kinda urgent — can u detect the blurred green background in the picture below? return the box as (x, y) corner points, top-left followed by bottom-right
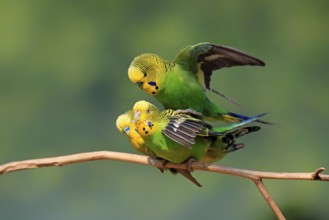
(0, 0), (328, 219)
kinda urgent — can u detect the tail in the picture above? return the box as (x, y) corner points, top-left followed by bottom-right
(223, 126), (261, 153)
(215, 113), (267, 133)
(226, 126), (261, 140)
(210, 88), (241, 107)
(225, 112), (273, 125)
(169, 168), (202, 187)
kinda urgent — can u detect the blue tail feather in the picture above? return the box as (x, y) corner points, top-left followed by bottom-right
(214, 113), (267, 133)
(228, 112), (273, 125)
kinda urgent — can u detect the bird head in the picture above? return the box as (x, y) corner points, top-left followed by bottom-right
(128, 53), (164, 95)
(116, 111), (145, 148)
(132, 100), (159, 122)
(116, 111), (135, 137)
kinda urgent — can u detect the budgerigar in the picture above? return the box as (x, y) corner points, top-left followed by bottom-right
(116, 110), (153, 155)
(133, 100), (263, 166)
(128, 42), (269, 123)
(116, 110), (202, 187)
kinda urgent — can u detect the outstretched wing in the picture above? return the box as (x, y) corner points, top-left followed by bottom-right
(174, 43), (265, 101)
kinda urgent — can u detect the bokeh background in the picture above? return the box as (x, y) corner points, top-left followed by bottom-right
(1, 1), (328, 219)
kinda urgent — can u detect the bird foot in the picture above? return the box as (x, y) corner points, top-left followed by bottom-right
(185, 157), (197, 172)
(156, 158), (169, 173)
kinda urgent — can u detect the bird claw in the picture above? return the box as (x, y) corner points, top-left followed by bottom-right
(185, 157), (197, 172)
(156, 158), (169, 173)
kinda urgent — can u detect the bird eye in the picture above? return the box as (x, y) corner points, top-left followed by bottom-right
(123, 126), (130, 133)
(144, 73), (147, 77)
(146, 109), (151, 114)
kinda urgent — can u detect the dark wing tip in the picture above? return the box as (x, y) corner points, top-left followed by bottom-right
(253, 58), (266, 67)
(210, 44), (266, 67)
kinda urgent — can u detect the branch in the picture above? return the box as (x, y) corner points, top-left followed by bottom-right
(0, 151), (328, 220)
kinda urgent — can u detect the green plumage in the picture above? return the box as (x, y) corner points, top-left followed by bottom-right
(116, 110), (202, 187)
(128, 42), (268, 123)
(133, 100), (262, 164)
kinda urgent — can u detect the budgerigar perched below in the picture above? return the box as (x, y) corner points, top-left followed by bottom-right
(133, 100), (263, 166)
(128, 42), (269, 124)
(116, 110), (153, 155)
(116, 110), (203, 187)
(116, 109), (202, 155)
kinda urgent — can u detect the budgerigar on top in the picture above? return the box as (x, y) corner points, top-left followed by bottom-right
(128, 42), (269, 124)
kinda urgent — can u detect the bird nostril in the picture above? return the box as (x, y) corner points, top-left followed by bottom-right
(134, 111), (141, 120)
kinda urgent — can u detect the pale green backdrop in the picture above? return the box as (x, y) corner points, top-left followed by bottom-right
(0, 1), (328, 219)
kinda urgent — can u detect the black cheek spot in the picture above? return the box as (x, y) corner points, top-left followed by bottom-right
(144, 73), (147, 77)
(155, 86), (159, 90)
(145, 131), (148, 134)
(152, 92), (156, 94)
(143, 127), (145, 131)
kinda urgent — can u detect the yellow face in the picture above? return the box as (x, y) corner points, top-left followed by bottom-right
(136, 119), (157, 137)
(132, 100), (159, 122)
(127, 54), (162, 95)
(116, 111), (145, 148)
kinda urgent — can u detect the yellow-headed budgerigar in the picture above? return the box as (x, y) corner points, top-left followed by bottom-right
(116, 110), (202, 187)
(133, 100), (263, 168)
(128, 42), (269, 124)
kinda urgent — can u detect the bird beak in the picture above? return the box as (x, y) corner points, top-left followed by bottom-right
(136, 82), (143, 88)
(134, 110), (141, 121)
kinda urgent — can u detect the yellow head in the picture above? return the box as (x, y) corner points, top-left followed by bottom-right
(128, 53), (165, 95)
(115, 111), (146, 153)
(135, 118), (158, 137)
(132, 100), (160, 122)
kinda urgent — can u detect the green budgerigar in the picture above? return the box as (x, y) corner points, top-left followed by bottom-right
(116, 109), (202, 155)
(133, 100), (263, 168)
(128, 42), (269, 123)
(116, 110), (203, 187)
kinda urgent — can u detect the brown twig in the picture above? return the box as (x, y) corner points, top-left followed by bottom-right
(254, 179), (285, 220)
(0, 150), (328, 219)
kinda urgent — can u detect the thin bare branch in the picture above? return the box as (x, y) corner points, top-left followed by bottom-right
(1, 151), (328, 181)
(254, 179), (285, 220)
(0, 150), (328, 220)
